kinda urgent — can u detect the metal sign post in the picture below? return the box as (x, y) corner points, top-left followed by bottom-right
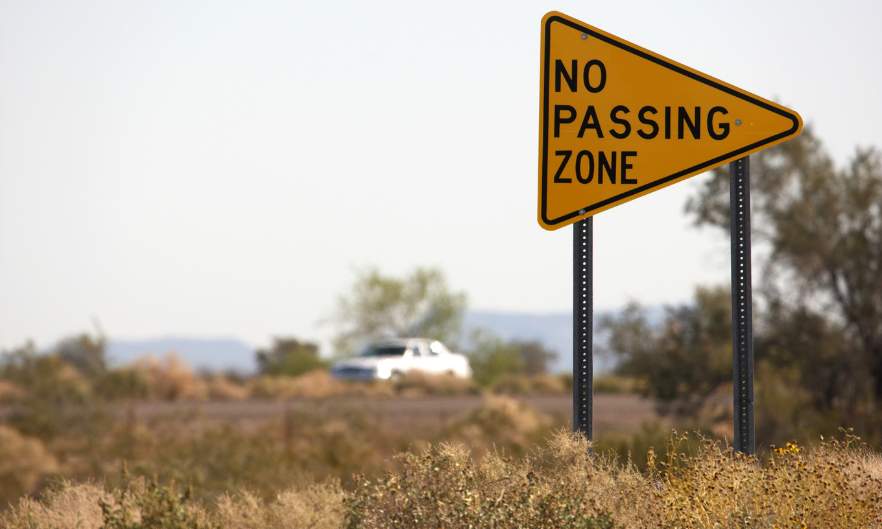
(573, 218), (593, 437)
(730, 157), (755, 454)
(538, 12), (801, 446)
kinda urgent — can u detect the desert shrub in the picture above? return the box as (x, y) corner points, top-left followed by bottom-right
(859, 452), (882, 495)
(751, 361), (844, 445)
(95, 367), (153, 401)
(249, 371), (392, 400)
(592, 374), (643, 394)
(274, 409), (402, 486)
(248, 375), (303, 400)
(349, 432), (882, 529)
(99, 479), (215, 529)
(347, 434), (649, 529)
(24, 396), (553, 503)
(0, 425), (59, 506)
(118, 425), (307, 499)
(487, 373), (532, 394)
(281, 370), (350, 399)
(465, 331), (525, 387)
(2, 480), (345, 529)
(216, 482), (344, 529)
(256, 338), (327, 377)
(657, 435), (882, 529)
(393, 371), (478, 396)
(603, 289), (733, 417)
(594, 423), (699, 472)
(442, 395), (553, 455)
(0, 379), (25, 403)
(1, 350), (95, 438)
(4, 432), (882, 529)
(529, 373), (570, 393)
(102, 407), (402, 499)
(205, 375), (249, 401)
(2, 482), (108, 529)
(130, 354), (208, 401)
(53, 333), (107, 379)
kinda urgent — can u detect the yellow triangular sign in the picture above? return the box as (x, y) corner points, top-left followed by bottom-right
(538, 12), (802, 230)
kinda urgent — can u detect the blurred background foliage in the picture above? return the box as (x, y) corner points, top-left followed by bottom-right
(604, 128), (882, 444)
(256, 338), (327, 377)
(0, 130), (880, 514)
(329, 267), (467, 355)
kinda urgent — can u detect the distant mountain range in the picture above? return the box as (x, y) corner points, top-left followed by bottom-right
(107, 337), (256, 373)
(106, 308), (660, 374)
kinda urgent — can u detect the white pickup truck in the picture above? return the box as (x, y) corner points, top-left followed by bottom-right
(330, 338), (472, 381)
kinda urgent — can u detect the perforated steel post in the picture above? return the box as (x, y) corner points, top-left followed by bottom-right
(730, 157), (755, 454)
(573, 218), (593, 438)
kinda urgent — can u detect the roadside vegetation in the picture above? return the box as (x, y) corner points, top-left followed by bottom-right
(602, 129), (882, 446)
(3, 432), (880, 529)
(2, 131), (881, 524)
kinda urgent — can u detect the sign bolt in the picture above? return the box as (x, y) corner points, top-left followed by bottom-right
(735, 118), (743, 126)
(580, 33), (588, 40)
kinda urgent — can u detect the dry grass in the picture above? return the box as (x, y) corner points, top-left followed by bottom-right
(1, 353), (586, 404)
(216, 482), (344, 529)
(0, 380), (25, 403)
(490, 373), (570, 395)
(249, 371), (480, 400)
(4, 433), (880, 529)
(393, 371), (479, 396)
(443, 395), (553, 456)
(249, 371), (394, 399)
(592, 374), (645, 395)
(2, 394), (557, 504)
(131, 354), (209, 401)
(0, 425), (59, 506)
(658, 436), (882, 528)
(2, 482), (108, 529)
(349, 434), (648, 529)
(205, 375), (250, 401)
(349, 433), (882, 529)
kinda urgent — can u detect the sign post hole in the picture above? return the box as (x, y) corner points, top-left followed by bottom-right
(730, 157), (755, 454)
(573, 218), (593, 438)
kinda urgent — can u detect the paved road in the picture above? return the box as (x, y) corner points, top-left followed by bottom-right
(125, 394), (658, 433)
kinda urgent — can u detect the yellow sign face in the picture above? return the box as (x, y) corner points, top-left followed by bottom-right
(538, 12), (802, 230)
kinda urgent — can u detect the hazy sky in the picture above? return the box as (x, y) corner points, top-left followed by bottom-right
(2, 0), (880, 352)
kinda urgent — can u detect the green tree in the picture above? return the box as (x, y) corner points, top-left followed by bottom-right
(0, 342), (96, 438)
(465, 331), (557, 386)
(256, 338), (326, 376)
(517, 340), (557, 375)
(602, 286), (732, 416)
(686, 128), (882, 425)
(466, 330), (525, 387)
(331, 267), (467, 355)
(54, 332), (106, 378)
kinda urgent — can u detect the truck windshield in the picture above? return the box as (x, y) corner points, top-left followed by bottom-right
(360, 345), (407, 357)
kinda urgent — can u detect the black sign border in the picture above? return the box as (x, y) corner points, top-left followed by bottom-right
(540, 15), (801, 227)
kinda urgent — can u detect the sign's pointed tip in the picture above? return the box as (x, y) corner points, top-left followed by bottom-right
(787, 108), (804, 138)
